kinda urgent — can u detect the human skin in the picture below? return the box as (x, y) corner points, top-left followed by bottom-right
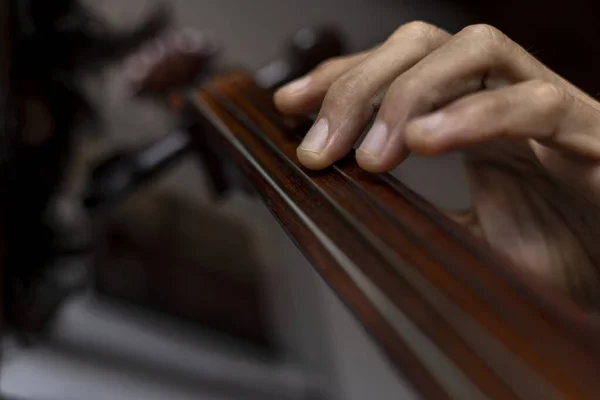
(273, 22), (600, 311)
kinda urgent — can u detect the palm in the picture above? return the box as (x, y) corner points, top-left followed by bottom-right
(450, 141), (600, 311)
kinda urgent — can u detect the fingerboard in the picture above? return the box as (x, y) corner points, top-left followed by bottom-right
(185, 71), (600, 399)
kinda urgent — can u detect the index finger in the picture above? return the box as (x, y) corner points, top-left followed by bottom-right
(273, 51), (370, 115)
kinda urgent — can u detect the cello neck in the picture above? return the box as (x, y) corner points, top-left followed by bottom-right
(183, 70), (600, 399)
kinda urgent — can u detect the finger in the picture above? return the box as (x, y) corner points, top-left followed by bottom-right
(530, 143), (600, 204)
(356, 24), (556, 172)
(403, 80), (600, 159)
(463, 162), (568, 287)
(273, 51), (370, 115)
(445, 209), (484, 239)
(295, 21), (451, 170)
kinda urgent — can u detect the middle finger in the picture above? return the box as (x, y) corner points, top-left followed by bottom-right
(296, 21), (451, 170)
(357, 24), (558, 172)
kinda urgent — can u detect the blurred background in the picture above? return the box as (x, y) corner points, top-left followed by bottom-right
(0, 0), (490, 399)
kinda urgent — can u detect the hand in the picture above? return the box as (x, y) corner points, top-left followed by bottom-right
(273, 22), (600, 311)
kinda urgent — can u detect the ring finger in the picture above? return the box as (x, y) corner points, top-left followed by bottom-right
(356, 24), (561, 172)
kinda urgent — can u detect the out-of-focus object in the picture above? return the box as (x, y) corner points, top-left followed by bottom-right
(84, 25), (346, 209)
(93, 189), (272, 348)
(85, 25), (346, 351)
(2, 0), (170, 341)
(255, 26), (345, 89)
(126, 27), (219, 96)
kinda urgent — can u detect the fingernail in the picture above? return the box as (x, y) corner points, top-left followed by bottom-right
(359, 121), (389, 156)
(281, 76), (311, 94)
(299, 118), (329, 153)
(410, 112), (447, 134)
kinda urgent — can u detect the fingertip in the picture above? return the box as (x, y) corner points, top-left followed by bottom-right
(273, 90), (299, 115)
(404, 116), (447, 156)
(275, 94), (326, 117)
(355, 149), (386, 172)
(296, 147), (333, 170)
(295, 118), (334, 169)
(355, 148), (408, 172)
(273, 76), (316, 115)
(281, 76), (312, 94)
(355, 121), (399, 172)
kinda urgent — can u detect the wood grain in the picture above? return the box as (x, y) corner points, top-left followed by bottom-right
(181, 71), (600, 399)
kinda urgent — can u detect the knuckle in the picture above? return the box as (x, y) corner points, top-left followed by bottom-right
(391, 20), (439, 41)
(530, 80), (567, 110)
(459, 24), (510, 57)
(460, 23), (504, 43)
(325, 74), (365, 108)
(393, 77), (421, 97)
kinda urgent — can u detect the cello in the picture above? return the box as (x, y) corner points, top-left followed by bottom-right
(82, 22), (600, 400)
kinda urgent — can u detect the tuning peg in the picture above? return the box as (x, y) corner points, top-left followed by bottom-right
(255, 26), (346, 90)
(126, 27), (220, 96)
(87, 26), (346, 212)
(288, 26), (345, 75)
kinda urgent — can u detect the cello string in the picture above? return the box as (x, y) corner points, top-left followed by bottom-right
(233, 74), (600, 385)
(190, 81), (491, 400)
(226, 77), (561, 399)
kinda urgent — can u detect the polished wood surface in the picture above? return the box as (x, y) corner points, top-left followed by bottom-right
(178, 71), (600, 399)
